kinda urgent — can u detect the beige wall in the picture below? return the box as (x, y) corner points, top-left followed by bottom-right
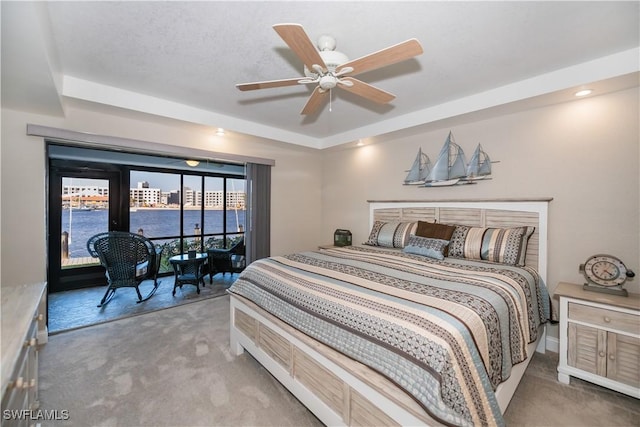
(0, 105), (323, 288)
(321, 88), (640, 309)
(2, 87), (638, 344)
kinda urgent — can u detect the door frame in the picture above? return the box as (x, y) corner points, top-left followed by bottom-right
(47, 159), (129, 292)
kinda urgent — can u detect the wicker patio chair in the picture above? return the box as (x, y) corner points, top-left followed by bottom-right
(207, 238), (245, 283)
(87, 231), (162, 307)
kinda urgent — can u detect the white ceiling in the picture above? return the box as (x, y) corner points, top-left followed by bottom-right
(2, 1), (639, 149)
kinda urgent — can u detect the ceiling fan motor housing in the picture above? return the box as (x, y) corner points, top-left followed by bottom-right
(304, 50), (349, 78)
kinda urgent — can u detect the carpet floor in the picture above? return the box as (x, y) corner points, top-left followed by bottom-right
(47, 273), (239, 333)
(38, 296), (640, 426)
(39, 295), (321, 427)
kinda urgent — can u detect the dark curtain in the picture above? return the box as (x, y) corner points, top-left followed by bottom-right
(245, 162), (271, 264)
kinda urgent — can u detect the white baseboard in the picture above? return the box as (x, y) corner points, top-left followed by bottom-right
(545, 336), (559, 353)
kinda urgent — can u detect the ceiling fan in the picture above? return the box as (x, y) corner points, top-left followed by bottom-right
(236, 24), (423, 115)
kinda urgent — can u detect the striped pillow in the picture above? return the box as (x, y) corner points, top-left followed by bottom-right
(448, 225), (469, 259)
(481, 226), (535, 266)
(449, 225), (535, 266)
(365, 221), (417, 248)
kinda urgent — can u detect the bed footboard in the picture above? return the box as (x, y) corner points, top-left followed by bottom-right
(229, 294), (442, 427)
(230, 293), (545, 424)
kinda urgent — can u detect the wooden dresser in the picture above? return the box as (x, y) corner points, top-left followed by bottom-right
(1, 283), (48, 425)
(555, 282), (639, 398)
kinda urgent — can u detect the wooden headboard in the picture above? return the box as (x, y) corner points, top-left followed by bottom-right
(369, 199), (552, 284)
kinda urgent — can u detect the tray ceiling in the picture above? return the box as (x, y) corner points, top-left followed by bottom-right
(2, 1), (639, 149)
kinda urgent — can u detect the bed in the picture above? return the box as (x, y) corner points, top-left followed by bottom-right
(228, 199), (552, 426)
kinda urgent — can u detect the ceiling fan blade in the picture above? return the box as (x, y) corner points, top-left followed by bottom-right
(236, 77), (303, 91)
(338, 77), (395, 104)
(273, 24), (327, 72)
(336, 39), (423, 76)
(300, 86), (329, 115)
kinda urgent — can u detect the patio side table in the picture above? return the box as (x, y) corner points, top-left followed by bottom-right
(169, 253), (208, 296)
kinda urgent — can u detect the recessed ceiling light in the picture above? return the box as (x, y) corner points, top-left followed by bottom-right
(356, 140), (364, 146)
(575, 89), (593, 97)
(216, 128), (225, 136)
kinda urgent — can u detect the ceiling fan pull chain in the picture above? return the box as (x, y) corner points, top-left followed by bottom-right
(329, 89), (333, 112)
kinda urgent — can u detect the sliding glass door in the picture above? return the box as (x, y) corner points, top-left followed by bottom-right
(48, 161), (125, 292)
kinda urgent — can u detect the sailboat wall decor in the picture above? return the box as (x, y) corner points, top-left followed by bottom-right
(403, 148), (432, 185)
(402, 131), (497, 187)
(459, 143), (493, 183)
(423, 131), (468, 187)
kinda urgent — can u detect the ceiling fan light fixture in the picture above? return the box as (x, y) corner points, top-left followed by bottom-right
(319, 75), (338, 90)
(185, 160), (200, 167)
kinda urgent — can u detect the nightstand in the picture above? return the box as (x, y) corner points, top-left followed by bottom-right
(555, 282), (640, 398)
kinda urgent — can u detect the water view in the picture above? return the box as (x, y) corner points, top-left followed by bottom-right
(62, 209), (246, 258)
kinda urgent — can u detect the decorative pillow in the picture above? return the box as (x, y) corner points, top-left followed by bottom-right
(449, 226), (487, 260)
(415, 221), (456, 255)
(403, 235), (449, 260)
(365, 221), (417, 248)
(449, 225), (535, 266)
(481, 226), (535, 266)
(448, 225), (469, 259)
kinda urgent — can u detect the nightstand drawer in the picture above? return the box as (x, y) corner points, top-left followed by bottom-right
(569, 302), (639, 335)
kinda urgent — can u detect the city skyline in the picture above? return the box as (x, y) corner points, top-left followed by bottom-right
(63, 172), (246, 209)
(63, 171), (246, 193)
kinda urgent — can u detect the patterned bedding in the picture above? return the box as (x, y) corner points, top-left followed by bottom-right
(228, 245), (550, 427)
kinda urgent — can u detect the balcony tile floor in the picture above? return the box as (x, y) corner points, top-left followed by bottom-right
(48, 273), (239, 334)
